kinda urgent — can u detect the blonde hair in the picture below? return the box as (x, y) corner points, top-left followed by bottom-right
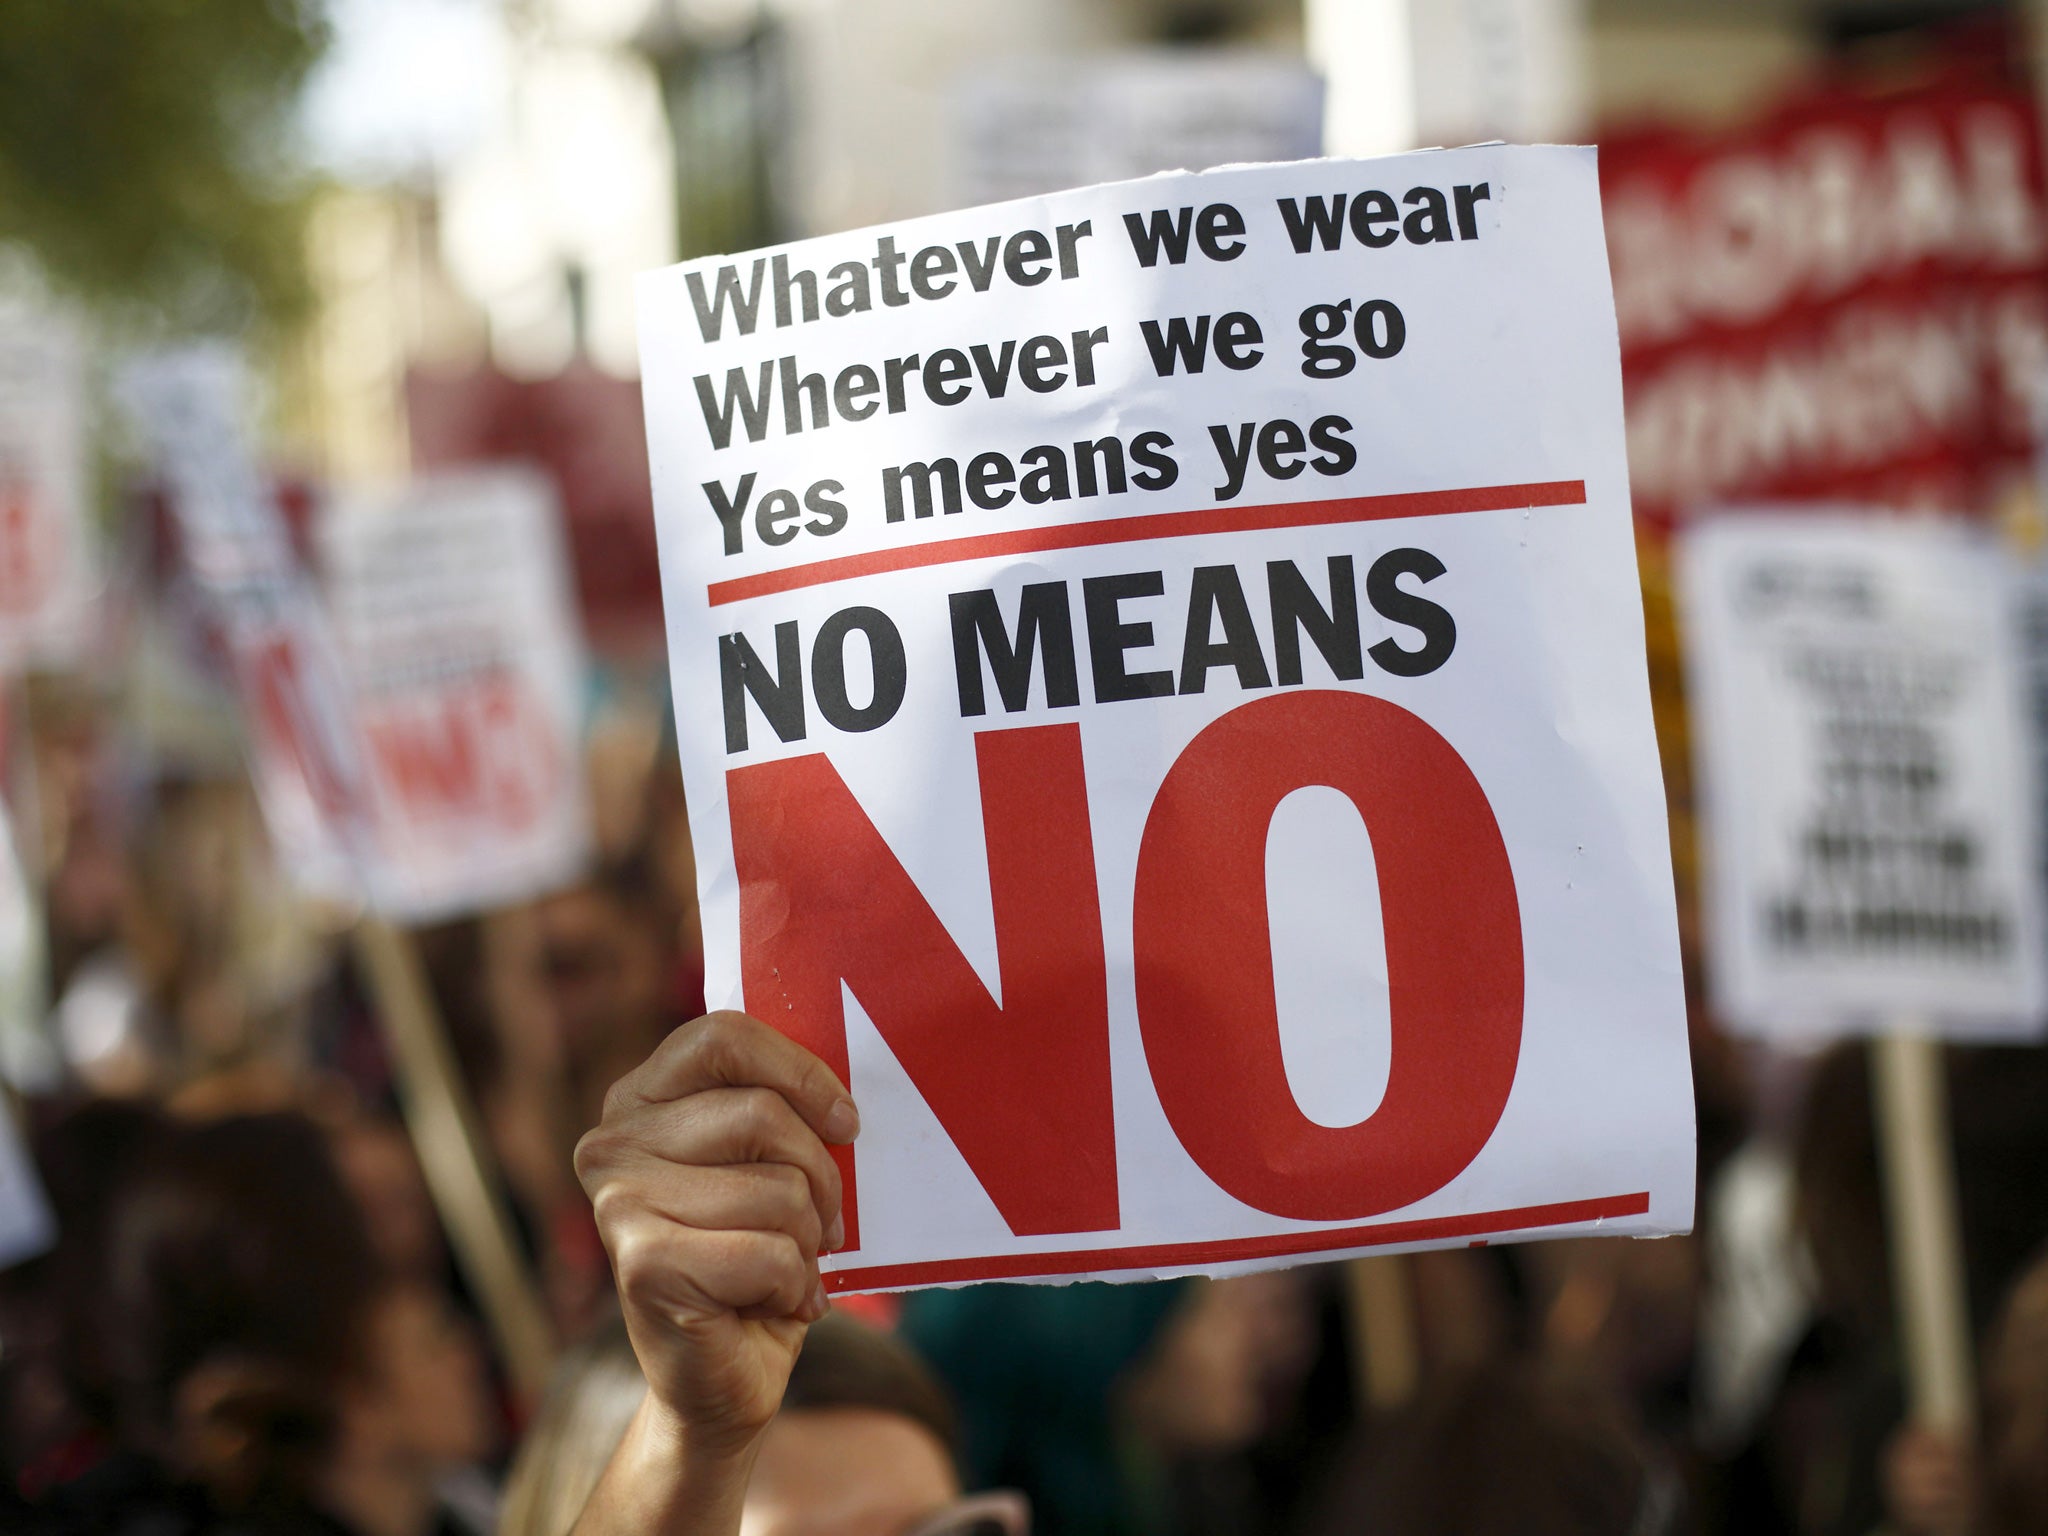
(498, 1321), (647, 1536)
(497, 1311), (956, 1535)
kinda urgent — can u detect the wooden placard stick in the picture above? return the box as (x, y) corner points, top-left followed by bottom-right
(1344, 1253), (1420, 1412)
(352, 913), (554, 1404)
(1871, 1029), (1975, 1435)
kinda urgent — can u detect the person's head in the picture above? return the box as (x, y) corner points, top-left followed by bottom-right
(1120, 1271), (1318, 1454)
(34, 1099), (173, 1435)
(328, 1279), (495, 1477)
(329, 1113), (443, 1285)
(1305, 1356), (1671, 1536)
(750, 1312), (966, 1536)
(501, 1313), (1023, 1536)
(96, 1111), (382, 1511)
(1982, 1247), (2048, 1536)
(530, 855), (673, 1075)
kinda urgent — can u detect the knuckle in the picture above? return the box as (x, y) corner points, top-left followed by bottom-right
(733, 1085), (789, 1144)
(585, 1178), (640, 1242)
(765, 1166), (819, 1238)
(607, 1219), (668, 1296)
(766, 1160), (810, 1210)
(704, 1227), (794, 1309)
(761, 1233), (809, 1309)
(798, 1051), (840, 1103)
(600, 1076), (635, 1124)
(693, 1011), (750, 1074)
(572, 1126), (617, 1189)
(618, 1255), (673, 1315)
(815, 1155), (843, 1217)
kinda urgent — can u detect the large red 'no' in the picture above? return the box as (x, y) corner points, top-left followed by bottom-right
(728, 691), (1524, 1250)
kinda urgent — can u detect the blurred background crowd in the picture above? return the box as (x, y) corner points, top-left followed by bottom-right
(1, 1), (2048, 1534)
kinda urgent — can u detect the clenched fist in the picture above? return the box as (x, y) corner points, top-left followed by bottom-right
(572, 1011), (859, 1532)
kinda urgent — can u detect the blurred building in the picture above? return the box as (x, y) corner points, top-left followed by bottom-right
(285, 0), (2048, 656)
(304, 0), (2020, 406)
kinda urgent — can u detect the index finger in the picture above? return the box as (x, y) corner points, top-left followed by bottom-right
(613, 1011), (860, 1145)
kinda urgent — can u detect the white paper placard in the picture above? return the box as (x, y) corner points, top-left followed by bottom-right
(0, 788), (54, 1092)
(1680, 512), (2047, 1041)
(120, 346), (366, 902)
(0, 312), (101, 669)
(320, 468), (593, 921)
(637, 145), (1694, 1290)
(0, 1089), (52, 1271)
(950, 52), (1324, 209)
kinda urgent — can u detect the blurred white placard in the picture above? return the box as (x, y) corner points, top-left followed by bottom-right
(0, 313), (101, 668)
(0, 1090), (51, 1269)
(0, 791), (53, 1092)
(950, 51), (1323, 209)
(120, 346), (366, 902)
(1681, 514), (2047, 1040)
(1309, 0), (1585, 159)
(321, 468), (593, 921)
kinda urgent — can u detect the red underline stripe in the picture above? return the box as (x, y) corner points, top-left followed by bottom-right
(706, 478), (1587, 607)
(822, 1189), (1650, 1293)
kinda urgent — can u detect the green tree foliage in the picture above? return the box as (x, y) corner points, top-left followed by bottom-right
(0, 0), (331, 328)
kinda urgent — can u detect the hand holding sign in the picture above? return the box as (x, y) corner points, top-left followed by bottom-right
(574, 1012), (857, 1455)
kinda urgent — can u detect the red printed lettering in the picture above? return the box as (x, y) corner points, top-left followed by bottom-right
(728, 722), (1116, 1250)
(1132, 690), (1523, 1220)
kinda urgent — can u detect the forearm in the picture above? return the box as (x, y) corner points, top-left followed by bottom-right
(573, 1395), (762, 1536)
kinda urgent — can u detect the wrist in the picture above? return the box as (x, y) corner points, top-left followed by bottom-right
(634, 1392), (767, 1475)
(576, 1395), (764, 1536)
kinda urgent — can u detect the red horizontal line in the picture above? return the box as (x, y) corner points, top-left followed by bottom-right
(822, 1189), (1649, 1294)
(707, 478), (1587, 606)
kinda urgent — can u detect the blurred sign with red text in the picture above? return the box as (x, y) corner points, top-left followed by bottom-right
(0, 312), (101, 668)
(1603, 73), (2048, 530)
(122, 346), (368, 900)
(123, 350), (592, 919)
(321, 468), (592, 921)
(407, 363), (663, 657)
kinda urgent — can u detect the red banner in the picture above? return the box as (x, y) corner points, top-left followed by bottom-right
(1601, 71), (2048, 529)
(406, 362), (663, 654)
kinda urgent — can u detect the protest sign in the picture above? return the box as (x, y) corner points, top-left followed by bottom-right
(0, 312), (101, 668)
(638, 144), (1695, 1291)
(1679, 513), (2047, 1040)
(120, 347), (367, 901)
(321, 468), (592, 922)
(406, 363), (664, 655)
(950, 52), (1323, 209)
(122, 356), (594, 920)
(2018, 555), (2048, 923)
(1603, 76), (2048, 532)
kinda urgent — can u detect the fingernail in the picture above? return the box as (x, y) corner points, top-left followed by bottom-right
(804, 1278), (830, 1321)
(823, 1097), (861, 1144)
(825, 1213), (846, 1252)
